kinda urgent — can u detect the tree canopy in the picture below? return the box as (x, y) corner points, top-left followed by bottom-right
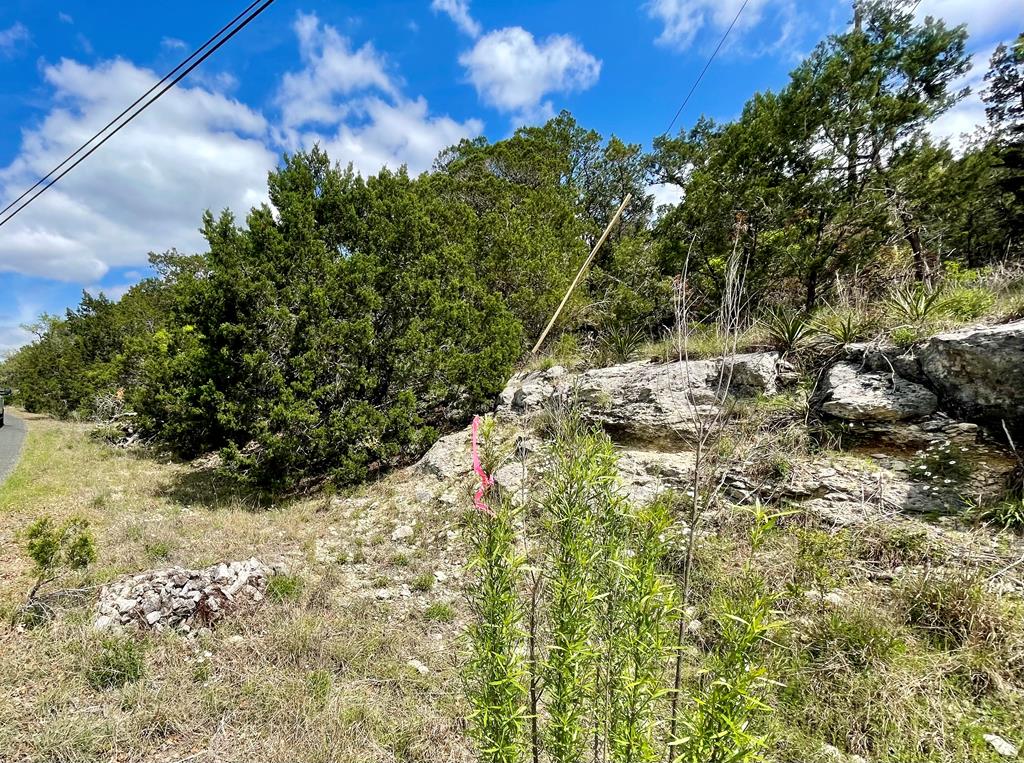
(4, 2), (1020, 490)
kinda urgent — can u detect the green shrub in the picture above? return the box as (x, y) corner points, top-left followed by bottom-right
(265, 574), (304, 602)
(130, 149), (527, 490)
(411, 572), (436, 592)
(22, 516), (96, 611)
(143, 540), (172, 561)
(805, 607), (905, 671)
(424, 602), (455, 622)
(794, 529), (850, 592)
(674, 591), (778, 763)
(86, 635), (146, 689)
(889, 325), (919, 347)
(466, 406), (678, 763)
(942, 286), (996, 322)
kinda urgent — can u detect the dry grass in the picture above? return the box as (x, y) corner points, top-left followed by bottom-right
(3, 407), (1024, 762)
(0, 412), (471, 763)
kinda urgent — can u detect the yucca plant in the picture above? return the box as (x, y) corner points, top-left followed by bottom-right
(761, 309), (816, 353)
(599, 326), (647, 364)
(885, 285), (948, 326)
(814, 308), (874, 346)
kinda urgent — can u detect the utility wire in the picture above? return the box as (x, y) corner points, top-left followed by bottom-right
(0, 0), (276, 230)
(0, 0), (265, 222)
(663, 0), (751, 137)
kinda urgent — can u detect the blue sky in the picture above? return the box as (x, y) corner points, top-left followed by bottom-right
(0, 0), (1019, 353)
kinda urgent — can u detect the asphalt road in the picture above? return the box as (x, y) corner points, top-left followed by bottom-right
(0, 409), (26, 484)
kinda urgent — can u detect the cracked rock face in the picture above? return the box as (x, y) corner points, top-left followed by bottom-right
(917, 319), (1024, 429)
(818, 362), (938, 422)
(94, 558), (274, 633)
(498, 353), (784, 443)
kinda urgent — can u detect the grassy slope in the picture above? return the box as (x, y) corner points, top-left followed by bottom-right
(1, 412), (1022, 762)
(0, 413), (470, 763)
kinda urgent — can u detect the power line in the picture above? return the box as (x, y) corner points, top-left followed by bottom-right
(663, 0), (752, 136)
(0, 0), (266, 223)
(0, 0), (276, 230)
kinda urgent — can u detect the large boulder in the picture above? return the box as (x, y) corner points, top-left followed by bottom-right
(498, 353), (783, 444)
(417, 425), (474, 481)
(818, 362), (937, 422)
(917, 320), (1024, 430)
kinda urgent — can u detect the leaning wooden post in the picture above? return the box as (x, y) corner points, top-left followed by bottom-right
(531, 193), (632, 355)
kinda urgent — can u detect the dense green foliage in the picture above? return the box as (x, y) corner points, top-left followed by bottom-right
(466, 408), (678, 763)
(3, 3), (1020, 489)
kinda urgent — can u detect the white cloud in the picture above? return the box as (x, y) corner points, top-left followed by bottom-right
(161, 37), (187, 51)
(0, 297), (42, 357)
(0, 11), (484, 299)
(276, 14), (481, 176)
(0, 22), (30, 57)
(85, 282), (133, 301)
(0, 58), (275, 282)
(459, 26), (601, 122)
(917, 0), (1024, 41)
(58, 12), (74, 25)
(648, 182), (684, 210)
(276, 12), (396, 129)
(431, 0), (481, 38)
(305, 96), (483, 176)
(646, 0), (772, 50)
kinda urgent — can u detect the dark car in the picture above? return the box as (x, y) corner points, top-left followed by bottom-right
(0, 388), (9, 428)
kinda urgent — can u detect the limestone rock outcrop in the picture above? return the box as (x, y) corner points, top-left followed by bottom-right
(817, 362), (938, 422)
(917, 320), (1024, 430)
(498, 353), (784, 443)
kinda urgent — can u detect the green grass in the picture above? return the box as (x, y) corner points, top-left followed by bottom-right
(411, 572), (435, 592)
(977, 496), (1024, 533)
(0, 422), (72, 510)
(265, 574), (304, 602)
(0, 414), (470, 762)
(424, 602), (455, 622)
(84, 635), (146, 689)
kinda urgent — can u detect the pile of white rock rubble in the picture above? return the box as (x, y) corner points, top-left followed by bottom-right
(94, 558), (274, 633)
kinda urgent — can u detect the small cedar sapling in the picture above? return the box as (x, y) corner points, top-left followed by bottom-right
(19, 516), (96, 620)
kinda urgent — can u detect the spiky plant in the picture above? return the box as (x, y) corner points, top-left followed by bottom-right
(814, 309), (874, 346)
(885, 285), (948, 326)
(761, 309), (817, 353)
(599, 326), (647, 364)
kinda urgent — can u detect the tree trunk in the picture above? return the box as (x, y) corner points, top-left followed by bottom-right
(903, 215), (932, 284)
(805, 267), (819, 311)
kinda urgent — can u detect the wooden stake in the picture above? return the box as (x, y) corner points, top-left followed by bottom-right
(531, 193), (632, 355)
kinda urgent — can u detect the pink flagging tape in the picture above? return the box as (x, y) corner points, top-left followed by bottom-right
(470, 416), (495, 516)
